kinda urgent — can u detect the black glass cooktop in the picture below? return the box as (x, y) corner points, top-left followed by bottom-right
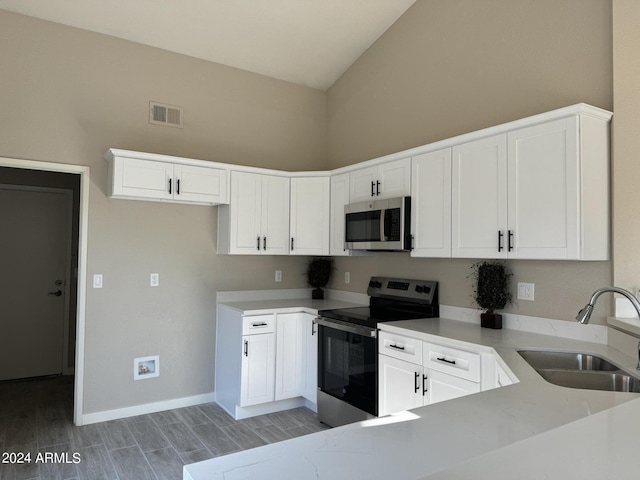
(318, 304), (438, 329)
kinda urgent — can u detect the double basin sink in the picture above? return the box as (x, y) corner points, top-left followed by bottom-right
(518, 350), (640, 393)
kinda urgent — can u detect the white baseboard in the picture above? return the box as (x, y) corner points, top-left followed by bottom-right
(78, 392), (216, 426)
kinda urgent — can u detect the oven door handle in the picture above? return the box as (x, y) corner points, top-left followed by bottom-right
(315, 317), (377, 338)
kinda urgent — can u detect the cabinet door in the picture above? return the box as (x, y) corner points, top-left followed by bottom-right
(378, 158), (411, 199)
(452, 134), (508, 258)
(427, 370), (480, 405)
(261, 175), (290, 255)
(303, 314), (318, 403)
(378, 355), (426, 417)
(349, 166), (378, 203)
(275, 313), (306, 401)
(228, 172), (262, 255)
(112, 157), (174, 201)
(411, 149), (452, 257)
(507, 117), (579, 259)
(240, 333), (275, 406)
(330, 173), (350, 256)
(173, 164), (227, 204)
(289, 177), (330, 255)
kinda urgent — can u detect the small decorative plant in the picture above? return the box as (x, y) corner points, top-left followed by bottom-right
(469, 260), (512, 329)
(306, 257), (334, 300)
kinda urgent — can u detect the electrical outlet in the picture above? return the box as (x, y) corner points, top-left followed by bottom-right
(93, 274), (103, 289)
(517, 282), (535, 301)
(275, 270), (282, 282)
(150, 273), (159, 287)
(345, 272), (351, 284)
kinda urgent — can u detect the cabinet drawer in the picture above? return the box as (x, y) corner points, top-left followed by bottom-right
(379, 331), (422, 365)
(242, 315), (275, 335)
(424, 342), (481, 382)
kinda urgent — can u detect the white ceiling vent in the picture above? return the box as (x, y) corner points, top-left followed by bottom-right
(149, 101), (184, 128)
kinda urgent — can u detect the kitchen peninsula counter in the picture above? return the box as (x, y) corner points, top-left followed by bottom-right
(186, 317), (640, 480)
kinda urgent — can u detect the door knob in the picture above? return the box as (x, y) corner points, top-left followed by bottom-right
(48, 290), (62, 297)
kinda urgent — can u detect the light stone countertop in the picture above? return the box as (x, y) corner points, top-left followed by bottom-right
(216, 298), (364, 316)
(185, 316), (640, 480)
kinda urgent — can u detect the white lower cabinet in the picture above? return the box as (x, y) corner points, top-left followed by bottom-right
(379, 355), (427, 415)
(379, 330), (502, 417)
(275, 313), (306, 401)
(241, 331), (276, 406)
(216, 306), (318, 419)
(303, 314), (318, 403)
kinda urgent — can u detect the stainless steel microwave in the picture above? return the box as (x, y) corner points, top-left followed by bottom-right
(344, 196), (411, 251)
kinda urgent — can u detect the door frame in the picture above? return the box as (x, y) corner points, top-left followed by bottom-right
(0, 184), (74, 377)
(0, 156), (89, 426)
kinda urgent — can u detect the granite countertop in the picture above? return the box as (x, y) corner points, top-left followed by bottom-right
(185, 316), (640, 480)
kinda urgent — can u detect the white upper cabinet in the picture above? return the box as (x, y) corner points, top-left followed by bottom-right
(411, 149), (452, 258)
(452, 134), (508, 258)
(218, 172), (290, 255)
(349, 158), (411, 203)
(106, 151), (228, 205)
(330, 173), (350, 256)
(290, 177), (330, 255)
(450, 109), (610, 260)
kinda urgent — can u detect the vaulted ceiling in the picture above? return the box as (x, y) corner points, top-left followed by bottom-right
(0, 0), (415, 90)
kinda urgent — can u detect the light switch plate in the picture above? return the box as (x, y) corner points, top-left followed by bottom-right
(275, 270), (282, 282)
(345, 272), (351, 284)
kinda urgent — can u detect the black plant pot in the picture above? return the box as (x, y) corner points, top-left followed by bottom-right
(312, 288), (324, 300)
(481, 312), (502, 329)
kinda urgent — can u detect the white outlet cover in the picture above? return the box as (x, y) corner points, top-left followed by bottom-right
(150, 273), (159, 287)
(517, 282), (535, 301)
(93, 274), (103, 288)
(345, 272), (351, 284)
(275, 270), (282, 282)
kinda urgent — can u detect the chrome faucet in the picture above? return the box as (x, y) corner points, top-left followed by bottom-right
(576, 286), (640, 370)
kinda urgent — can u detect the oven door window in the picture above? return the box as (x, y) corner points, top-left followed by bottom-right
(318, 324), (377, 416)
(345, 210), (381, 243)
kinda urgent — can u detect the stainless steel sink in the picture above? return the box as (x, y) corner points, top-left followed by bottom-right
(518, 350), (640, 393)
(518, 350), (620, 372)
(537, 370), (640, 393)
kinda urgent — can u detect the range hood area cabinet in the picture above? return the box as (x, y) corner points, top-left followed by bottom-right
(410, 104), (612, 261)
(349, 157), (411, 203)
(105, 149), (228, 205)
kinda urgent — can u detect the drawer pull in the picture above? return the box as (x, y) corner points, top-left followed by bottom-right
(251, 322), (268, 327)
(244, 340), (248, 357)
(389, 344), (405, 351)
(436, 356), (456, 365)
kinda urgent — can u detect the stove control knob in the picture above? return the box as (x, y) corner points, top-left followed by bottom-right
(415, 285), (424, 293)
(422, 286), (431, 294)
(369, 280), (376, 288)
(374, 281), (383, 288)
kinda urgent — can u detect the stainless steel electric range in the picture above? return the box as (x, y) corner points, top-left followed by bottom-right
(316, 276), (439, 427)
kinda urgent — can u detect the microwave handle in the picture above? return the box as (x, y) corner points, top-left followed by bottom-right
(380, 208), (386, 241)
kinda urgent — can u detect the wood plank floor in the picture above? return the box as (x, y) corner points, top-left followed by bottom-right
(0, 376), (328, 480)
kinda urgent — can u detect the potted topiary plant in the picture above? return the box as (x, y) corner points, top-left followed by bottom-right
(470, 260), (512, 329)
(306, 257), (334, 300)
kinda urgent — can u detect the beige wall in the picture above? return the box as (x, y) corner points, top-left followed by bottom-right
(325, 0), (614, 325)
(612, 1), (640, 293)
(0, 10), (325, 414)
